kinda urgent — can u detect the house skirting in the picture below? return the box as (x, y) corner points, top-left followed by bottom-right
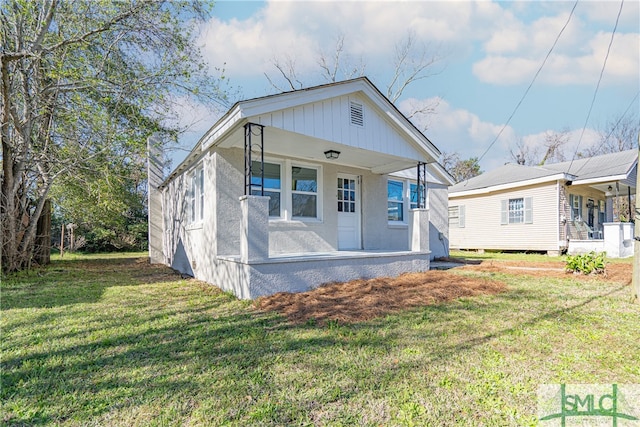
(211, 251), (431, 299)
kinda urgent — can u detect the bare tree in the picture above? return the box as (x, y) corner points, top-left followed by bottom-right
(263, 54), (305, 92)
(264, 30), (444, 126)
(538, 129), (569, 165)
(583, 114), (639, 156)
(386, 31), (443, 103)
(317, 34), (366, 84)
(509, 137), (536, 166)
(509, 129), (570, 166)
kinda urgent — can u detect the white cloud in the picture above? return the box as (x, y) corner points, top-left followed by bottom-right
(399, 97), (516, 170)
(400, 96), (606, 171)
(473, 6), (639, 86)
(200, 1), (638, 89)
(197, 1), (504, 78)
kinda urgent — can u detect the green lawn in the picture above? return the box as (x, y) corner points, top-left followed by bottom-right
(1, 253), (638, 426)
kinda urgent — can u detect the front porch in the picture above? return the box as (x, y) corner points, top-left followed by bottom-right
(212, 195), (431, 299)
(216, 249), (431, 299)
(567, 222), (634, 258)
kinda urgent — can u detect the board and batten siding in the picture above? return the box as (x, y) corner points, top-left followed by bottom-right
(449, 182), (560, 252)
(251, 94), (424, 161)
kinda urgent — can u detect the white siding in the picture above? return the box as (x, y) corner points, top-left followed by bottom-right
(449, 182), (560, 252)
(252, 94), (424, 160)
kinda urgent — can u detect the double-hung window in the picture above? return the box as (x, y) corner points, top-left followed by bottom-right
(387, 180), (404, 222)
(569, 194), (582, 220)
(501, 197), (533, 225)
(291, 166), (318, 219)
(509, 198), (524, 224)
(190, 165), (204, 224)
(251, 161), (282, 217)
(449, 205), (465, 228)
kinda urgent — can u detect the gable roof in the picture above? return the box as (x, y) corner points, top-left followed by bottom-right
(449, 149), (638, 196)
(541, 149), (638, 184)
(201, 76), (440, 158)
(163, 77), (444, 186)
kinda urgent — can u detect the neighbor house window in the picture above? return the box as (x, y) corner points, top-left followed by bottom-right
(569, 194), (582, 220)
(251, 161), (282, 217)
(449, 205), (465, 228)
(501, 197), (533, 225)
(190, 165), (204, 223)
(509, 198), (524, 223)
(388, 179), (404, 222)
(291, 165), (318, 218)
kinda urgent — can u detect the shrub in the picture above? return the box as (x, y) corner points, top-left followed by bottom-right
(565, 251), (606, 275)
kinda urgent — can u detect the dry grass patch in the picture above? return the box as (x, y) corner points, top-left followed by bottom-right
(255, 270), (507, 325)
(458, 259), (632, 284)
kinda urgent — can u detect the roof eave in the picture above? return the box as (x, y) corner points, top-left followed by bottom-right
(449, 173), (572, 198)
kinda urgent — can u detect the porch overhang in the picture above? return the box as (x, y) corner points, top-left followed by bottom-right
(569, 175), (636, 195)
(216, 121), (434, 174)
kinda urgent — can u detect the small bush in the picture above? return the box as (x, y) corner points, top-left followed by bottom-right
(565, 251), (606, 275)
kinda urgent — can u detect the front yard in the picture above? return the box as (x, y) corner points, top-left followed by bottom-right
(1, 252), (638, 426)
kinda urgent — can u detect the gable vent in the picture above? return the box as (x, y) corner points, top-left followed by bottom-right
(350, 101), (364, 127)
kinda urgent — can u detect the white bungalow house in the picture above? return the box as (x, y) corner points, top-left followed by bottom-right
(448, 149), (638, 257)
(148, 77), (454, 299)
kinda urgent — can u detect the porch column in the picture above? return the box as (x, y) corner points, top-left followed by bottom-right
(409, 208), (430, 252)
(603, 222), (623, 258)
(240, 195), (270, 262)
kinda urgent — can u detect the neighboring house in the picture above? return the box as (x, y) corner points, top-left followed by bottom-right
(448, 149), (637, 257)
(148, 77), (454, 299)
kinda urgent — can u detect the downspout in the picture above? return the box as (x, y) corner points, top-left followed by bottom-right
(628, 185), (632, 222)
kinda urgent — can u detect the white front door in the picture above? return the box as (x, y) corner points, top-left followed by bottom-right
(337, 174), (361, 250)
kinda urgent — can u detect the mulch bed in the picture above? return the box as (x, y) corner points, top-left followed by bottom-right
(255, 270), (507, 326)
(255, 259), (633, 326)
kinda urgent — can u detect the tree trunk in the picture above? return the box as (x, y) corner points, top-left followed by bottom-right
(35, 199), (52, 266)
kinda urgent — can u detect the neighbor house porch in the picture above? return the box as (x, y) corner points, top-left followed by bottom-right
(567, 222), (634, 258)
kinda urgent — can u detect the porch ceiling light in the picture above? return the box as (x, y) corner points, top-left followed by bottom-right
(324, 150), (340, 160)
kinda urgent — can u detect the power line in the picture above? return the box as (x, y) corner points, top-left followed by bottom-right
(567, 0), (625, 173)
(477, 0), (579, 164)
(571, 90), (639, 176)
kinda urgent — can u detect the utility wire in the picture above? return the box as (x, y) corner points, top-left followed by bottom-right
(476, 0), (579, 165)
(571, 90), (639, 176)
(567, 0), (625, 173)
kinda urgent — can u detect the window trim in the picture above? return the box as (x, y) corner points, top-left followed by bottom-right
(189, 164), (204, 225)
(387, 179), (405, 223)
(449, 205), (465, 228)
(291, 162), (322, 220)
(501, 197), (533, 225)
(387, 177), (430, 225)
(509, 198), (525, 224)
(253, 158), (323, 223)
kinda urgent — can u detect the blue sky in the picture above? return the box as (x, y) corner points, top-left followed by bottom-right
(174, 0), (639, 172)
